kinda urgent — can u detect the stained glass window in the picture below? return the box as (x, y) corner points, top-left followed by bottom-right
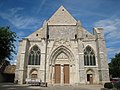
(28, 45), (41, 65)
(84, 46), (96, 66)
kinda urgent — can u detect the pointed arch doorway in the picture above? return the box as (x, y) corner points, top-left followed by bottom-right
(49, 46), (74, 85)
(54, 52), (70, 84)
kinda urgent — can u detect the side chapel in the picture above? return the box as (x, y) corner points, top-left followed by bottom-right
(15, 6), (109, 85)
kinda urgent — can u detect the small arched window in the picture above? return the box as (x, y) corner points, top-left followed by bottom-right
(84, 46), (96, 66)
(28, 45), (41, 65)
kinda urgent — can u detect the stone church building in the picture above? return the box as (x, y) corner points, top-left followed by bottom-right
(15, 6), (109, 85)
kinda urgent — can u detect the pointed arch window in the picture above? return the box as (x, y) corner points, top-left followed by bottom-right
(28, 45), (41, 65)
(84, 46), (96, 66)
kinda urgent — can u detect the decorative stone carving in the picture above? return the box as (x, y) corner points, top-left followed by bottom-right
(57, 52), (68, 59)
(53, 38), (71, 48)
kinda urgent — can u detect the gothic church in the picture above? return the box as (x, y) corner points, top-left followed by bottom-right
(15, 6), (109, 85)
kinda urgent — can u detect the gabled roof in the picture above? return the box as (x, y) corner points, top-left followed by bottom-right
(48, 6), (77, 25)
(27, 27), (44, 39)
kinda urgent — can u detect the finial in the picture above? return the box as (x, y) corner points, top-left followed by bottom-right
(77, 20), (82, 26)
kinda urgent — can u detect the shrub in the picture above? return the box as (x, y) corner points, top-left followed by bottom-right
(104, 82), (113, 89)
(114, 82), (120, 89)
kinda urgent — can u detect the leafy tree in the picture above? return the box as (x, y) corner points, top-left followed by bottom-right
(109, 53), (120, 77)
(0, 26), (16, 65)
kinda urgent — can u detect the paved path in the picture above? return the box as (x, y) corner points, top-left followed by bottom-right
(0, 83), (103, 90)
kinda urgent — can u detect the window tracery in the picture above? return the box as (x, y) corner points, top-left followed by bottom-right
(84, 46), (96, 66)
(28, 45), (41, 65)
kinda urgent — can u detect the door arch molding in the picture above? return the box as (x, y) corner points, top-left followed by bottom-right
(49, 45), (75, 64)
(49, 45), (75, 84)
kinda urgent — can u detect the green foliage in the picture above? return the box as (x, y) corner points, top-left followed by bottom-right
(109, 53), (120, 77)
(0, 26), (16, 64)
(114, 82), (120, 89)
(104, 82), (113, 89)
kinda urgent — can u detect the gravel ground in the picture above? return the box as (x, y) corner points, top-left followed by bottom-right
(0, 83), (103, 90)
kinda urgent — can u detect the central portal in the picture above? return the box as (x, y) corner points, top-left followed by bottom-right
(50, 46), (74, 85)
(54, 64), (69, 84)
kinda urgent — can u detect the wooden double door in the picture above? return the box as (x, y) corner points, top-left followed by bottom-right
(54, 64), (69, 84)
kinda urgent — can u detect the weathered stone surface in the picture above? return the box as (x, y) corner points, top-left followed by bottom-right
(48, 6), (77, 25)
(15, 6), (109, 85)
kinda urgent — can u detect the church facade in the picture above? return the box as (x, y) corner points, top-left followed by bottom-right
(15, 6), (109, 85)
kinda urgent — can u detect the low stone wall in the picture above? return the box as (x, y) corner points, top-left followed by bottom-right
(0, 73), (4, 82)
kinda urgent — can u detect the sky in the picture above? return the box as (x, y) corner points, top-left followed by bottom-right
(0, 0), (120, 64)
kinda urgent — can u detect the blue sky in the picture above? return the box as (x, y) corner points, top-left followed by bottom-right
(0, 0), (120, 64)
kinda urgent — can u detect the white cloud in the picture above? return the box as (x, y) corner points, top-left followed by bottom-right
(9, 8), (24, 14)
(69, 8), (108, 18)
(107, 47), (120, 54)
(10, 59), (17, 65)
(107, 47), (120, 62)
(36, 0), (47, 14)
(0, 7), (41, 29)
(17, 31), (26, 38)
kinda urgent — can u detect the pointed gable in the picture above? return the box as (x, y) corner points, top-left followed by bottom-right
(48, 6), (77, 25)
